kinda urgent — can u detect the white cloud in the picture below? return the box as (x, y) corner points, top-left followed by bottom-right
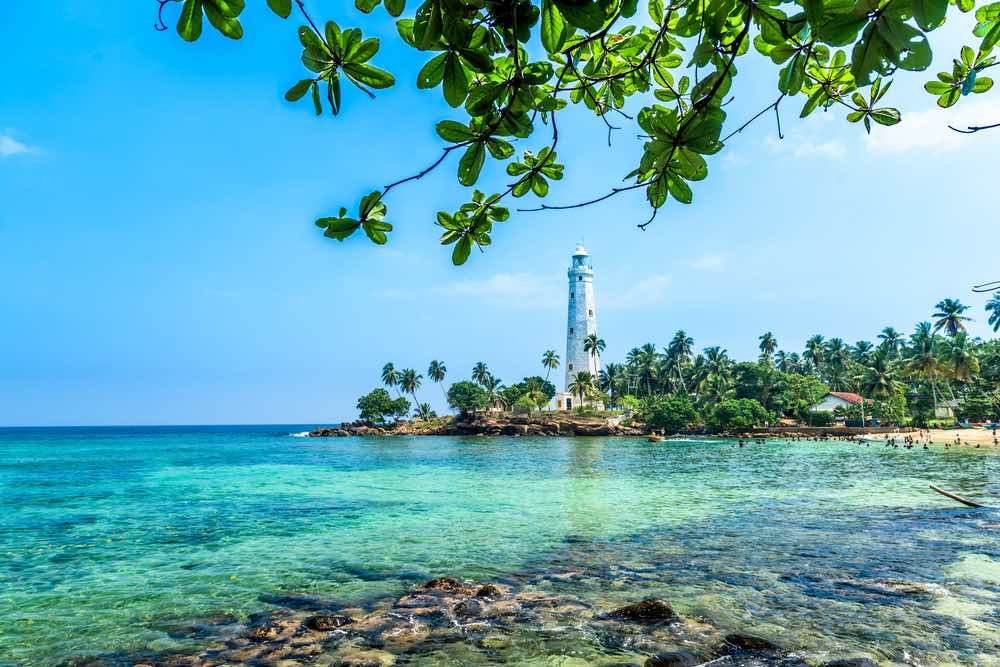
(692, 254), (726, 270)
(604, 274), (673, 310)
(765, 133), (846, 159)
(0, 134), (38, 157)
(431, 272), (561, 309)
(864, 97), (1000, 154)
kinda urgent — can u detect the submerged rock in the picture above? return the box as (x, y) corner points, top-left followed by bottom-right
(337, 648), (396, 666)
(304, 613), (354, 631)
(645, 651), (710, 667)
(821, 660), (880, 667)
(420, 576), (474, 593)
(721, 633), (783, 653)
(609, 598), (679, 622)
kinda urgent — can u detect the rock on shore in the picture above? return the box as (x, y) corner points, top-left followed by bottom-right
(308, 413), (648, 438)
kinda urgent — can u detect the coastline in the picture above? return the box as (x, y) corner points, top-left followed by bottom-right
(307, 413), (648, 438)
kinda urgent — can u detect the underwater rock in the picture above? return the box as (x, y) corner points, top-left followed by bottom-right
(821, 660), (880, 667)
(305, 613), (354, 631)
(645, 651), (710, 667)
(609, 598), (679, 622)
(337, 648), (396, 666)
(475, 583), (506, 598)
(420, 576), (475, 593)
(721, 633), (783, 653)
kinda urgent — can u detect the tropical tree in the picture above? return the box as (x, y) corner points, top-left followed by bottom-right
(413, 402), (437, 420)
(567, 371), (596, 405)
(804, 335), (826, 375)
(427, 360), (448, 401)
(903, 322), (944, 413)
(157, 0), (990, 266)
(859, 348), (903, 401)
(381, 362), (401, 397)
(878, 327), (904, 357)
(852, 340), (874, 364)
(541, 350), (560, 381)
(399, 368), (423, 403)
(988, 293), (1000, 333)
(933, 298), (972, 336)
(472, 362), (491, 387)
(357, 388), (409, 425)
(599, 363), (626, 401)
(482, 375), (506, 410)
(665, 330), (694, 392)
(447, 381), (488, 416)
(583, 334), (606, 368)
(758, 332), (778, 362)
(943, 332), (981, 385)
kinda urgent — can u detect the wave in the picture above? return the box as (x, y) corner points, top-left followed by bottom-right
(288, 431), (312, 438)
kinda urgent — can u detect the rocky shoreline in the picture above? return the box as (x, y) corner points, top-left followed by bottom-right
(307, 413), (648, 438)
(113, 575), (880, 667)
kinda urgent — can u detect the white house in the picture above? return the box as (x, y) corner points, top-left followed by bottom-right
(811, 392), (872, 412)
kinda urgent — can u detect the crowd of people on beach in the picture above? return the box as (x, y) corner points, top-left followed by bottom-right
(731, 429), (1000, 450)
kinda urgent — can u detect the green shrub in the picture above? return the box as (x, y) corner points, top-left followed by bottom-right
(809, 410), (834, 426)
(356, 388), (410, 424)
(706, 398), (772, 432)
(447, 381), (489, 415)
(644, 394), (699, 434)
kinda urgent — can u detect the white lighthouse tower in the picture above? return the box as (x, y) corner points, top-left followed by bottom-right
(554, 244), (601, 410)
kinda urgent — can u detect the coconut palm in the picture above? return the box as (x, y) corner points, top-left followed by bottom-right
(932, 298), (972, 336)
(381, 363), (401, 397)
(599, 363), (626, 399)
(583, 334), (606, 368)
(987, 292), (1000, 332)
(878, 327), (904, 356)
(859, 348), (902, 400)
(852, 340), (874, 364)
(903, 322), (944, 413)
(804, 335), (826, 375)
(400, 368), (423, 403)
(427, 360), (447, 401)
(758, 332), (778, 361)
(666, 330), (694, 392)
(943, 332), (980, 384)
(472, 362), (491, 387)
(413, 403), (436, 420)
(567, 371), (596, 405)
(541, 350), (560, 380)
(482, 375), (505, 410)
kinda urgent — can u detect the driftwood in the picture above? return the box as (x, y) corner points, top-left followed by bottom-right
(929, 484), (985, 508)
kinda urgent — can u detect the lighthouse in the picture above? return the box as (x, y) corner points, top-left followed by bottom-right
(555, 244), (601, 410)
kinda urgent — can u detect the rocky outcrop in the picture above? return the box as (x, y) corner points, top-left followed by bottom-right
(608, 598), (678, 623)
(308, 413), (649, 438)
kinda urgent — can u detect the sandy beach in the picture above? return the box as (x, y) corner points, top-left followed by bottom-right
(880, 427), (1000, 447)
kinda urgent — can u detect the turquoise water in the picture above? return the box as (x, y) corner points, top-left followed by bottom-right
(3, 427), (1000, 665)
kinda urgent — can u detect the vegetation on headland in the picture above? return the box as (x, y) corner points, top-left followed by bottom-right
(353, 298), (1000, 434)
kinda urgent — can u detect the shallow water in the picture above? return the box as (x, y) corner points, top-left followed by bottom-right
(2, 426), (1000, 666)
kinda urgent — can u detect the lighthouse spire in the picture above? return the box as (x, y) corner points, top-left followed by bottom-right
(564, 244), (599, 402)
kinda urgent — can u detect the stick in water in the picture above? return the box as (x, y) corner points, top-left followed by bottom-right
(929, 484), (985, 508)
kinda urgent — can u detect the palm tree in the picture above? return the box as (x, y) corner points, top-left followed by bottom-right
(583, 334), (606, 369)
(804, 335), (826, 375)
(878, 327), (904, 356)
(943, 332), (980, 384)
(666, 330), (694, 392)
(427, 360), (447, 401)
(987, 292), (1000, 332)
(400, 368), (423, 403)
(852, 340), (874, 364)
(381, 363), (401, 397)
(413, 403), (436, 420)
(933, 298), (972, 336)
(758, 332), (778, 362)
(599, 363), (625, 400)
(903, 322), (944, 413)
(482, 375), (505, 410)
(860, 348), (902, 401)
(472, 362), (491, 387)
(567, 371), (596, 405)
(541, 350), (560, 380)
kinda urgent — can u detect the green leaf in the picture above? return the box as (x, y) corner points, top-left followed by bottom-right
(442, 52), (469, 107)
(870, 108), (901, 126)
(355, 0), (381, 12)
(937, 88), (961, 107)
(343, 63), (396, 89)
(204, 1), (243, 39)
(385, 0), (405, 16)
(417, 53), (447, 89)
(923, 80), (952, 94)
(911, 0), (948, 30)
(458, 142), (486, 186)
(436, 120), (475, 142)
(311, 81), (322, 115)
(541, 0), (567, 52)
(414, 0), (443, 50)
(285, 79), (314, 101)
(452, 234), (472, 265)
(266, 0), (292, 18)
(177, 0), (203, 42)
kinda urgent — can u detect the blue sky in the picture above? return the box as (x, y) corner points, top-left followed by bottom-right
(2, 2), (999, 426)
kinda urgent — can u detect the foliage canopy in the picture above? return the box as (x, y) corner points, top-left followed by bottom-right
(158, 0), (999, 263)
